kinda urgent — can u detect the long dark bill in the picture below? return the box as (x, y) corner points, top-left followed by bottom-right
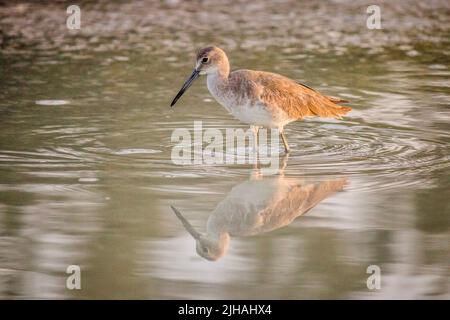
(170, 69), (200, 107)
(169, 205), (201, 240)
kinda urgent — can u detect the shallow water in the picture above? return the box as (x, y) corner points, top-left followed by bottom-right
(0, 1), (449, 299)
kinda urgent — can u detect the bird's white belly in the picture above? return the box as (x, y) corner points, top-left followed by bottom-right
(229, 103), (278, 127)
(220, 100), (292, 128)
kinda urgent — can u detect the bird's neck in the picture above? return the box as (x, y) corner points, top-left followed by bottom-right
(206, 64), (230, 103)
(207, 58), (230, 85)
(217, 56), (231, 79)
(208, 64), (230, 82)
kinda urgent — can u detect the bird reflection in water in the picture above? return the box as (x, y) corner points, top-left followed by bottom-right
(170, 156), (347, 261)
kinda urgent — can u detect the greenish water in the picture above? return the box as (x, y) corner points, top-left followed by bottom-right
(0, 1), (449, 299)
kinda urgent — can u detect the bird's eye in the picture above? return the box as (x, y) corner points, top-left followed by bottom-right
(201, 57), (209, 64)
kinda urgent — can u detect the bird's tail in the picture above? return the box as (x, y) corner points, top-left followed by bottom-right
(326, 96), (349, 104)
(325, 96), (351, 119)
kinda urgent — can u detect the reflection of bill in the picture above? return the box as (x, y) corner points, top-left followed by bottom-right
(171, 121), (279, 172)
(171, 172), (347, 261)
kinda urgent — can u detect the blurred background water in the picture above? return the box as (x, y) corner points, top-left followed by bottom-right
(0, 0), (449, 299)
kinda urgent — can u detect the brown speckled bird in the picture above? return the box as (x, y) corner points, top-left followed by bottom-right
(171, 46), (351, 153)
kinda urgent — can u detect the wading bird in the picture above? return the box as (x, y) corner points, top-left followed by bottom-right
(170, 174), (347, 261)
(170, 46), (351, 153)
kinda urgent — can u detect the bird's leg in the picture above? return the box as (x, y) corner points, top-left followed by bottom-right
(250, 125), (260, 171)
(280, 129), (290, 154)
(279, 153), (289, 176)
(251, 125), (260, 153)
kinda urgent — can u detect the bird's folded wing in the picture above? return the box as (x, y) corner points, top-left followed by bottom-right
(248, 71), (351, 119)
(256, 178), (348, 233)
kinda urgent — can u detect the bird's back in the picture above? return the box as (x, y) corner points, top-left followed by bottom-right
(228, 69), (351, 120)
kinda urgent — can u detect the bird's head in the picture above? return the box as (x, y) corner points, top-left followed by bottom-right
(195, 234), (229, 261)
(170, 46), (229, 107)
(195, 46), (228, 75)
(170, 205), (230, 261)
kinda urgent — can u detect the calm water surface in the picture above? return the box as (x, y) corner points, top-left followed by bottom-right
(0, 1), (449, 299)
